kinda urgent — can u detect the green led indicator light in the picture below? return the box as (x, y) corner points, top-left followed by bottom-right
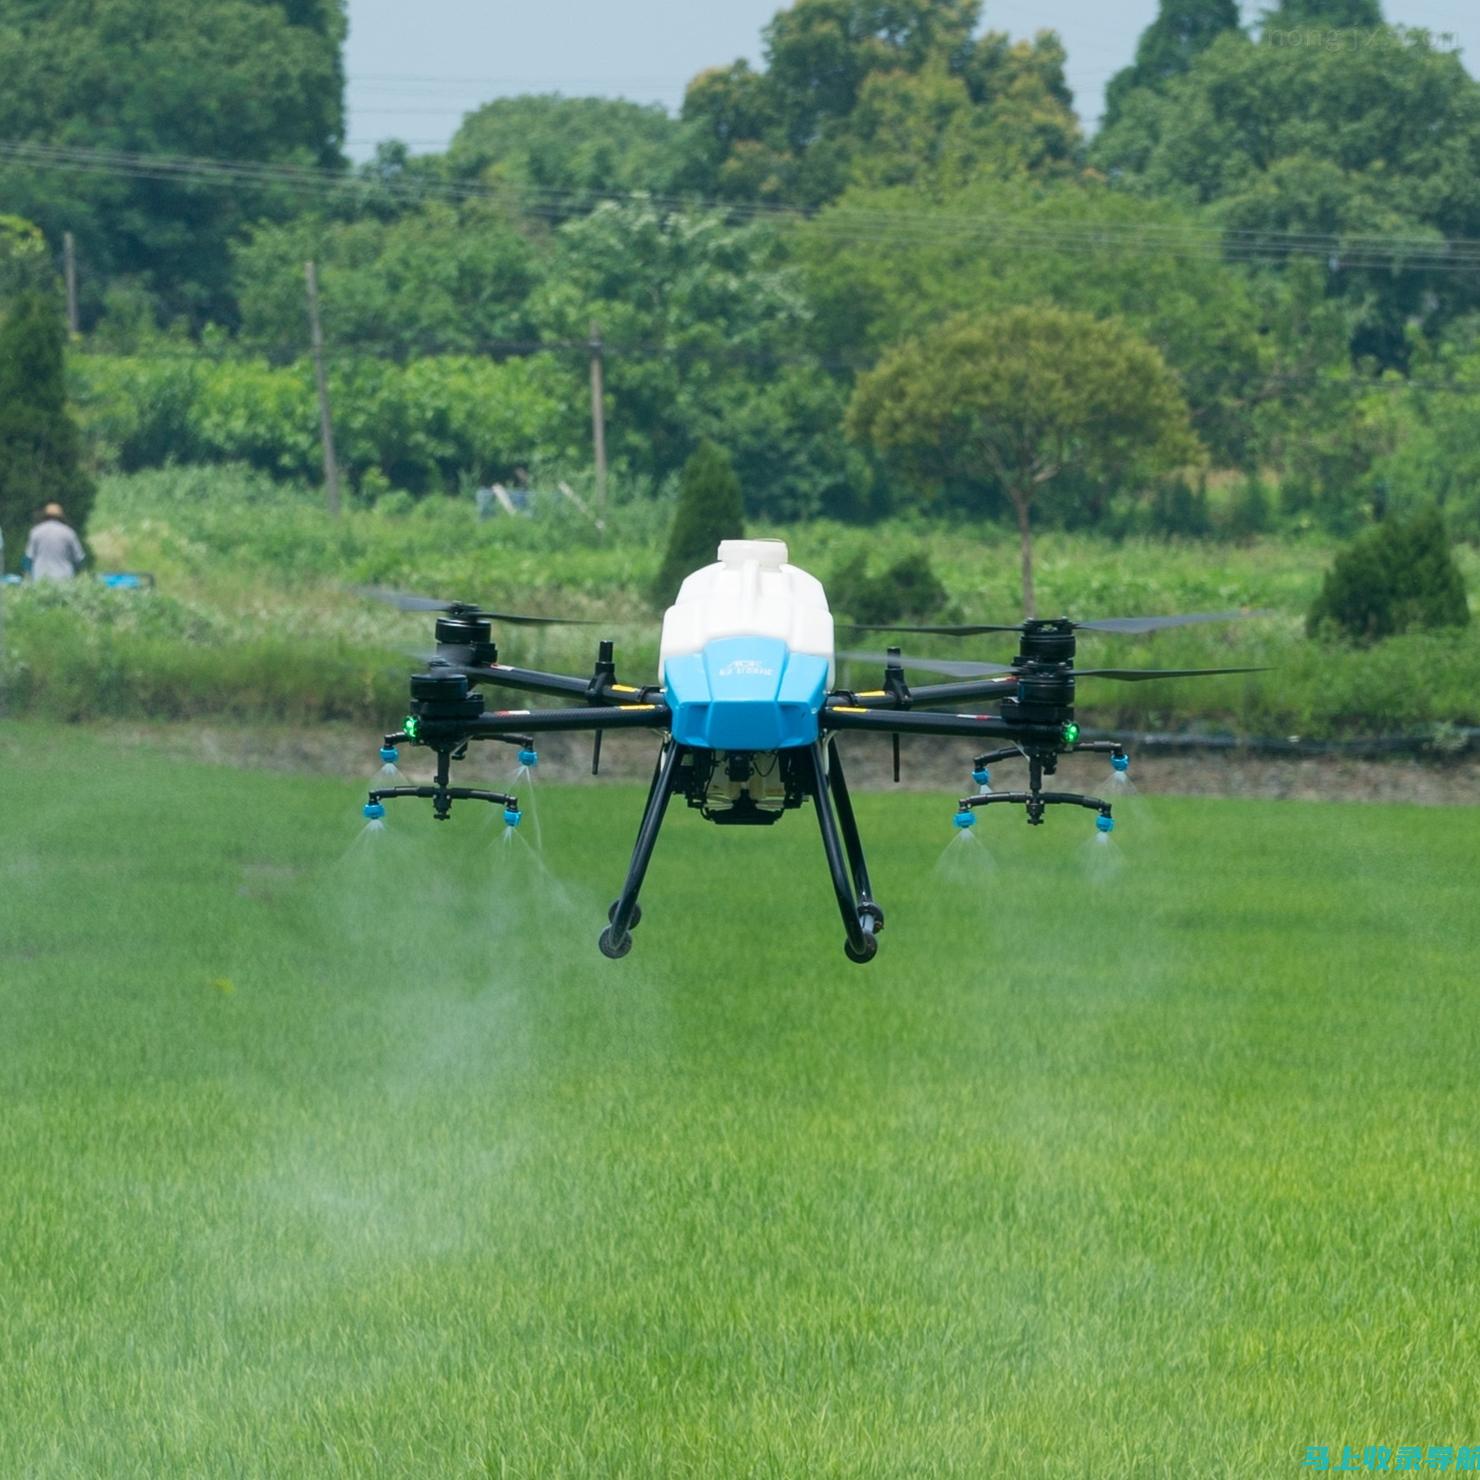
(1062, 722), (1080, 745)
(404, 715), (420, 740)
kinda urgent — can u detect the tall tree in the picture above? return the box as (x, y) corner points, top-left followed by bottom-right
(0, 293), (94, 567)
(531, 199), (863, 518)
(653, 443), (745, 605)
(1102, 0), (1241, 129)
(446, 96), (688, 205)
(794, 175), (1301, 474)
(845, 38), (1080, 192)
(681, 0), (1077, 206)
(1093, 25), (1480, 365)
(0, 214), (52, 303)
(0, 0), (346, 329)
(233, 203), (543, 357)
(847, 307), (1201, 616)
(1261, 0), (1383, 28)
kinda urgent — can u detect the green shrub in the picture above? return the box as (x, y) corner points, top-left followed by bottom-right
(71, 354), (204, 471)
(1307, 506), (1470, 642)
(827, 550), (950, 625)
(374, 488), (413, 519)
(6, 578), (224, 643)
(1225, 477), (1272, 542)
(358, 468), (393, 505)
(0, 214), (51, 301)
(652, 443), (744, 605)
(1144, 478), (1212, 540)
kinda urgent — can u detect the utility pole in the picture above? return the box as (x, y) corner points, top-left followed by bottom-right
(63, 232), (79, 335)
(589, 321), (608, 513)
(304, 260), (341, 518)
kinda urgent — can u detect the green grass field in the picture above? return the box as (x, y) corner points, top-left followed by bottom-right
(2, 725), (1478, 1477)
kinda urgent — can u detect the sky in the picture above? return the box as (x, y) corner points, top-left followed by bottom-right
(343, 0), (1480, 160)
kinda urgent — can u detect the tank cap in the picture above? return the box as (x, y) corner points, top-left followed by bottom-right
(718, 539), (788, 570)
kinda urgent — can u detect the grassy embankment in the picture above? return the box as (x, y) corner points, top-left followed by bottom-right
(2, 466), (1478, 738)
(1, 726), (1478, 1474)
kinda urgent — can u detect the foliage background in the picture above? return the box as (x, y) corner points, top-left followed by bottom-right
(1, 0), (1478, 740)
(2, 467), (1475, 741)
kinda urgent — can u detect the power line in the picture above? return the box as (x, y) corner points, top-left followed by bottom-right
(0, 136), (1451, 270)
(5, 138), (1480, 275)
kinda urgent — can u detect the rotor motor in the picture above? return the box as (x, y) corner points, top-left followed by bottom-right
(434, 613), (498, 666)
(1015, 618), (1077, 666)
(410, 671), (486, 724)
(1001, 663), (1075, 733)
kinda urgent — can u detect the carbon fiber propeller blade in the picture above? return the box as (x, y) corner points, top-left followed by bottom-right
(1075, 666), (1268, 681)
(838, 650), (1013, 678)
(837, 622), (1022, 637)
(839, 651), (1265, 682)
(1075, 611), (1275, 634)
(839, 609), (1273, 638)
(352, 585), (593, 625)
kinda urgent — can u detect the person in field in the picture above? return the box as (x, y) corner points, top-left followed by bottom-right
(23, 502), (85, 582)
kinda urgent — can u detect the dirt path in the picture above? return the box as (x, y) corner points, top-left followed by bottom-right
(93, 721), (1480, 806)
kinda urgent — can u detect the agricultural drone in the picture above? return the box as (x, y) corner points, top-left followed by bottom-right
(363, 540), (1260, 964)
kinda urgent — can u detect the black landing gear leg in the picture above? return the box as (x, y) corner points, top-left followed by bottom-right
(808, 741), (879, 964)
(599, 740), (685, 959)
(827, 739), (884, 942)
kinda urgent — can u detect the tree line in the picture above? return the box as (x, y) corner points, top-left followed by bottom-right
(4, 0), (1480, 602)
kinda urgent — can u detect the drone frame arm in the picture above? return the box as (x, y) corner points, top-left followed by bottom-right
(440, 662), (651, 706)
(835, 674), (1020, 711)
(822, 705), (1061, 744)
(424, 702), (672, 742)
(469, 663), (595, 701)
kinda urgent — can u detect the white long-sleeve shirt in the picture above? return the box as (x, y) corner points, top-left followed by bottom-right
(25, 519), (85, 581)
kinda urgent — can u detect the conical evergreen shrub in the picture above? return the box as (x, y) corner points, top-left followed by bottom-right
(0, 292), (95, 568)
(652, 442), (744, 605)
(1307, 506), (1470, 641)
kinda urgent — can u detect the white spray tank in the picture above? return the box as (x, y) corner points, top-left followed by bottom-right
(659, 540), (835, 751)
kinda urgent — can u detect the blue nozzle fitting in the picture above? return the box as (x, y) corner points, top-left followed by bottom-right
(379, 746), (399, 765)
(1096, 814), (1114, 834)
(972, 768), (990, 787)
(363, 801), (386, 822)
(953, 809), (977, 830)
(517, 749), (539, 768)
(503, 808), (523, 828)
(1111, 754), (1130, 774)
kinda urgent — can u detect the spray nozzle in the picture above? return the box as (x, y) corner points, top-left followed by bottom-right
(379, 746), (399, 765)
(971, 768), (990, 788)
(503, 807), (523, 828)
(953, 810), (977, 830)
(363, 801), (386, 822)
(517, 748), (539, 768)
(1111, 754), (1130, 774)
(1096, 813), (1114, 834)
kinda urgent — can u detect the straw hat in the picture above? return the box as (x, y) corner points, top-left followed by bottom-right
(43, 502), (64, 518)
